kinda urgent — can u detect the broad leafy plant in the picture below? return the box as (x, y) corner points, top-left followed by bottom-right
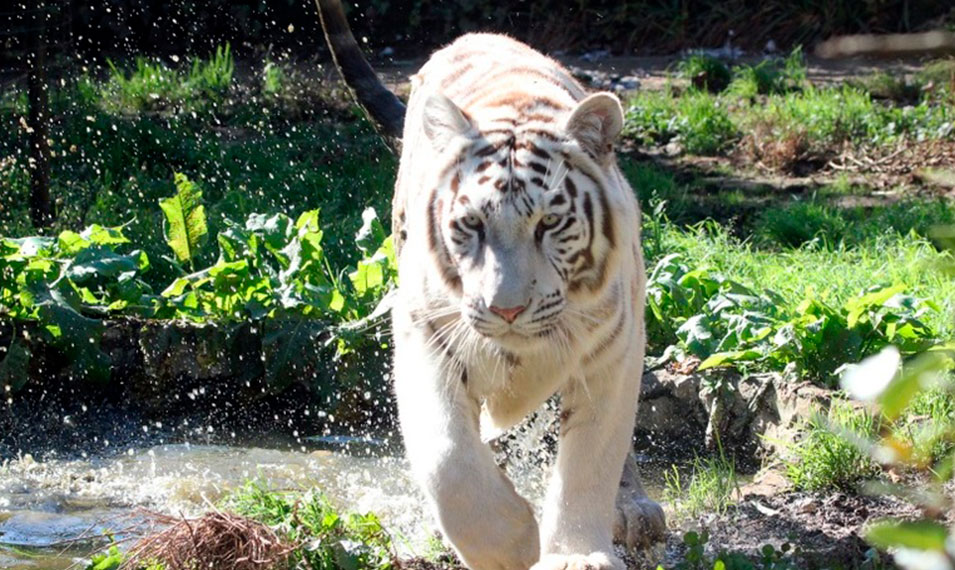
(646, 254), (940, 385)
(0, 174), (397, 393)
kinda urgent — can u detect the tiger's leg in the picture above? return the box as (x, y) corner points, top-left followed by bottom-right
(614, 451), (666, 551)
(533, 368), (641, 570)
(393, 320), (540, 570)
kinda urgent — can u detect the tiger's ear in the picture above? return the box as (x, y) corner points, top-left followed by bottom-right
(564, 92), (624, 163)
(423, 92), (474, 150)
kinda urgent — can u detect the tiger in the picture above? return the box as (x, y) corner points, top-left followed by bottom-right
(316, 2), (666, 568)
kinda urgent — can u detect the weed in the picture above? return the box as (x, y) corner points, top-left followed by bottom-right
(668, 530), (798, 570)
(677, 54), (732, 93)
(223, 481), (395, 569)
(784, 400), (881, 491)
(262, 60), (286, 96)
(624, 90), (737, 155)
(664, 444), (739, 520)
(101, 44), (233, 114)
(727, 47), (807, 98)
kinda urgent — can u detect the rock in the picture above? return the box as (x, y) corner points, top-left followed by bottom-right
(637, 369), (833, 463)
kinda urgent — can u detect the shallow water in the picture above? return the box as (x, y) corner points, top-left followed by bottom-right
(0, 434), (564, 568)
(0, 442), (445, 567)
(0, 411), (670, 569)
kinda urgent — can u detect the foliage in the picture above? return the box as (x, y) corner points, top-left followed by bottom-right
(624, 90), (737, 155)
(624, 51), (955, 163)
(0, 45), (393, 287)
(85, 545), (125, 570)
(0, 174), (397, 393)
(160, 173), (209, 268)
(782, 400), (881, 491)
(223, 481), (395, 570)
(0, 224), (153, 384)
(646, 254), (940, 385)
(832, 344), (955, 569)
(727, 48), (807, 98)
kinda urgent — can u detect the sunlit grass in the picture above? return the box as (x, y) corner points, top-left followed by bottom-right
(783, 399), (881, 491)
(663, 444), (739, 520)
(624, 53), (955, 160)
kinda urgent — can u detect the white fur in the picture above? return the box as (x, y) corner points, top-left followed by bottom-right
(390, 33), (656, 570)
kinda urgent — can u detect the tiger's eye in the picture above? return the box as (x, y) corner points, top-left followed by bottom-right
(540, 213), (561, 228)
(462, 214), (482, 228)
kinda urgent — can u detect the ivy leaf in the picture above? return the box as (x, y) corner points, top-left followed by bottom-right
(159, 173), (208, 265)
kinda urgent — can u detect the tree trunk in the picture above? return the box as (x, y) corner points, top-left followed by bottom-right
(27, 2), (54, 229)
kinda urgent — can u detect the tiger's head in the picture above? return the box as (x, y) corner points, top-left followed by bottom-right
(421, 92), (627, 351)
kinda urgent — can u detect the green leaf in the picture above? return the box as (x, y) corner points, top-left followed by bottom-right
(0, 337), (31, 392)
(32, 282), (110, 383)
(866, 519), (949, 551)
(698, 349), (762, 370)
(355, 208), (388, 256)
(65, 248), (149, 284)
(159, 173), (208, 265)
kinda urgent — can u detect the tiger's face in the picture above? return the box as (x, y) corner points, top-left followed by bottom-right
(423, 93), (623, 351)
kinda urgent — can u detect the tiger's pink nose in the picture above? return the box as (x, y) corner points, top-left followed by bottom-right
(489, 304), (527, 323)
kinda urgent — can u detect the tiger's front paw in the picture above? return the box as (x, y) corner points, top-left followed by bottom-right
(531, 552), (625, 570)
(613, 493), (666, 551)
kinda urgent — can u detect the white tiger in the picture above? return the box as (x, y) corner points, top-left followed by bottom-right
(317, 3), (666, 568)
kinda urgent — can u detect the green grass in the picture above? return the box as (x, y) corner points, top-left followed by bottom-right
(624, 54), (955, 160)
(663, 446), (739, 520)
(784, 399), (882, 491)
(893, 384), (955, 466)
(101, 43), (234, 114)
(624, 89), (738, 154)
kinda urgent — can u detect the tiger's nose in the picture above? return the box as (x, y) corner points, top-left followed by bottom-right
(489, 304), (527, 323)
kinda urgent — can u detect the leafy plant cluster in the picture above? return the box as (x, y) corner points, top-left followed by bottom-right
(645, 253), (940, 386)
(661, 530), (801, 570)
(0, 44), (393, 287)
(0, 174), (397, 391)
(222, 482), (395, 570)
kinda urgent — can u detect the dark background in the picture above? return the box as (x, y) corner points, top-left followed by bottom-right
(3, 0), (954, 64)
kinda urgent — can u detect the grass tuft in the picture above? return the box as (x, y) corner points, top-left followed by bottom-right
(664, 444), (739, 520)
(784, 400), (881, 491)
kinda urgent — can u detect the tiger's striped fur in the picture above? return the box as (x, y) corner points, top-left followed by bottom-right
(385, 34), (661, 570)
(314, 1), (664, 565)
